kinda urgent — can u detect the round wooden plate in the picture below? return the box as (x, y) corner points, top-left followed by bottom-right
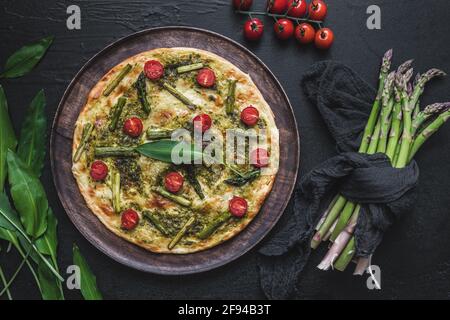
(51, 27), (300, 275)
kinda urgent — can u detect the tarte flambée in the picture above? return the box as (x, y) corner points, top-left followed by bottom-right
(72, 48), (279, 254)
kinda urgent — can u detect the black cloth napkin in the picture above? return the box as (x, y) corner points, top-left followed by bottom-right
(257, 61), (419, 300)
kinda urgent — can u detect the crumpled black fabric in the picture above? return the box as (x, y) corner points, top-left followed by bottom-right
(257, 61), (419, 300)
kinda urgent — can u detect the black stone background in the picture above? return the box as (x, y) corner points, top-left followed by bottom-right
(1, 0), (449, 300)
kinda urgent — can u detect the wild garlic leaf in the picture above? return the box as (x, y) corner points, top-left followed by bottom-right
(0, 192), (22, 232)
(73, 244), (103, 300)
(35, 207), (57, 259)
(17, 90), (47, 177)
(6, 150), (48, 238)
(0, 86), (17, 191)
(37, 256), (64, 300)
(1, 36), (54, 78)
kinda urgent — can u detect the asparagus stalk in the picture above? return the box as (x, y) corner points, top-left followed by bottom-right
(396, 69), (446, 168)
(112, 171), (121, 213)
(177, 63), (204, 74)
(409, 109), (450, 161)
(151, 186), (192, 207)
(359, 49), (393, 152)
(318, 205), (360, 270)
(143, 211), (169, 235)
(224, 169), (260, 187)
(103, 64), (132, 96)
(73, 123), (94, 162)
(198, 212), (232, 240)
(315, 195), (339, 231)
(386, 80), (405, 160)
(134, 72), (151, 115)
(94, 146), (137, 158)
(377, 72), (396, 153)
(161, 81), (196, 109)
(168, 216), (195, 250)
(411, 103), (450, 136)
(225, 80), (237, 115)
(184, 165), (205, 200)
(310, 196), (347, 248)
(109, 97), (127, 131)
(146, 128), (174, 140)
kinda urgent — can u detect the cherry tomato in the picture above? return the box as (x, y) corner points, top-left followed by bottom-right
(243, 18), (264, 41)
(90, 160), (108, 181)
(123, 117), (143, 138)
(233, 0), (253, 10)
(121, 209), (140, 230)
(144, 60), (164, 80)
(196, 68), (216, 88)
(164, 172), (184, 193)
(192, 114), (212, 133)
(309, 0), (327, 21)
(295, 23), (315, 44)
(287, 0), (307, 18)
(315, 28), (334, 49)
(229, 196), (248, 218)
(250, 148), (270, 168)
(273, 19), (294, 40)
(240, 106), (260, 126)
(267, 0), (288, 14)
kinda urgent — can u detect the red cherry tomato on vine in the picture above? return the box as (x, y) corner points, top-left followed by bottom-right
(193, 114), (212, 133)
(164, 172), (184, 193)
(240, 106), (260, 126)
(250, 148), (270, 168)
(229, 196), (248, 218)
(90, 160), (108, 181)
(233, 0), (253, 10)
(121, 209), (140, 230)
(273, 19), (294, 40)
(309, 0), (327, 21)
(243, 18), (264, 41)
(295, 23), (315, 44)
(123, 117), (143, 138)
(144, 60), (164, 80)
(287, 0), (307, 18)
(196, 68), (216, 88)
(267, 0), (288, 14)
(315, 28), (334, 49)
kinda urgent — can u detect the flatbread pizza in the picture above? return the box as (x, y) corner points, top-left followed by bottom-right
(72, 48), (279, 253)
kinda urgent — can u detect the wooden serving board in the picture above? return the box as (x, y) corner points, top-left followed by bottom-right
(50, 27), (300, 275)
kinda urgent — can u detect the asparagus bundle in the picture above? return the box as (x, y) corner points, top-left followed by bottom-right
(311, 49), (449, 273)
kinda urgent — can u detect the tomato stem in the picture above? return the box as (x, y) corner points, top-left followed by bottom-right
(236, 10), (324, 27)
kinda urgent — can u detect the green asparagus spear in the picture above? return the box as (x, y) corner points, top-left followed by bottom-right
(112, 171), (121, 213)
(411, 103), (450, 136)
(177, 63), (204, 74)
(103, 64), (132, 96)
(168, 216), (195, 250)
(146, 128), (174, 140)
(184, 166), (205, 200)
(225, 80), (237, 115)
(151, 186), (192, 207)
(109, 97), (127, 131)
(198, 212), (232, 240)
(396, 69), (446, 168)
(143, 211), (169, 235)
(409, 109), (450, 161)
(94, 146), (137, 158)
(224, 170), (260, 187)
(161, 82), (196, 109)
(134, 72), (151, 115)
(73, 123), (94, 162)
(377, 72), (396, 153)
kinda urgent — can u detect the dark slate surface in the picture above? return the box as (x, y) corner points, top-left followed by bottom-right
(1, 0), (449, 300)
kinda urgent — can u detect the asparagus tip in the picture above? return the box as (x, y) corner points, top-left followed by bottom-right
(423, 102), (450, 115)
